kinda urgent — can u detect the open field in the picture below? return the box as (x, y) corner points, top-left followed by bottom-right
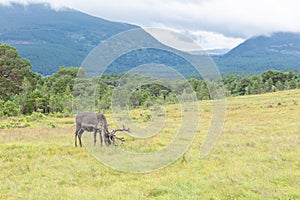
(0, 90), (299, 199)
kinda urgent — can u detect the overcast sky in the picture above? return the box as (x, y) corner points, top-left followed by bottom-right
(1, 0), (300, 50)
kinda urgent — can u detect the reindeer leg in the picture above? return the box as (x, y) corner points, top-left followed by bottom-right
(102, 129), (108, 146)
(99, 129), (103, 147)
(104, 132), (110, 146)
(78, 134), (82, 147)
(78, 129), (84, 147)
(93, 129), (97, 146)
(74, 127), (81, 147)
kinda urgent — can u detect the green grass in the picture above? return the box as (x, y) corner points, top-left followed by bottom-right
(0, 90), (299, 199)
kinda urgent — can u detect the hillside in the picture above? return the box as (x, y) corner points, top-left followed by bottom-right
(215, 32), (300, 73)
(0, 3), (138, 75)
(1, 3), (300, 75)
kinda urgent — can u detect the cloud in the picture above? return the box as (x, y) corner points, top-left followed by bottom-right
(146, 24), (245, 50)
(52, 0), (300, 37)
(186, 30), (245, 50)
(1, 0), (299, 49)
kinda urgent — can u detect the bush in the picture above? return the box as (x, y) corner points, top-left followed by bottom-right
(3, 100), (20, 116)
(31, 112), (45, 120)
(54, 112), (65, 118)
(62, 107), (71, 117)
(0, 99), (4, 117)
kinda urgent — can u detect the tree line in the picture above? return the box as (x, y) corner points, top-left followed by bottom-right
(1, 43), (300, 117)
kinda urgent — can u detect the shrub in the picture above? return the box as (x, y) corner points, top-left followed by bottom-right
(30, 112), (45, 121)
(3, 100), (20, 116)
(0, 99), (4, 117)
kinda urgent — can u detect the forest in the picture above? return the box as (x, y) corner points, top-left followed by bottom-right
(1, 43), (300, 117)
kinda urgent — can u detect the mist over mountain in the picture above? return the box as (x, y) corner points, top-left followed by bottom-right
(1, 3), (300, 76)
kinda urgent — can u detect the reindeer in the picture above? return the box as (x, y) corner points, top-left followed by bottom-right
(74, 112), (129, 147)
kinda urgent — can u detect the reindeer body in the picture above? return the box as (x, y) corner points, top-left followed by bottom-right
(74, 112), (110, 147)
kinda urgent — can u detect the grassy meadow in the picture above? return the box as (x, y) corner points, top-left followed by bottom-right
(0, 90), (299, 199)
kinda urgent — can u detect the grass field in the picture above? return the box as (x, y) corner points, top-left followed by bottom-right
(0, 90), (299, 199)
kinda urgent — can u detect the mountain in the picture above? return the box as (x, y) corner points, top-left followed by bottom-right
(0, 3), (138, 75)
(1, 3), (300, 76)
(215, 32), (300, 73)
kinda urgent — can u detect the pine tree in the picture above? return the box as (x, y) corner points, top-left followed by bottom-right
(0, 44), (32, 101)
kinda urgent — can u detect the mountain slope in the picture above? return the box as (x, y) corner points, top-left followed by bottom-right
(1, 3), (300, 75)
(0, 3), (138, 75)
(215, 32), (300, 73)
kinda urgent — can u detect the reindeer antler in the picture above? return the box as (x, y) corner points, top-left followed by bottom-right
(111, 125), (130, 134)
(109, 125), (130, 146)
